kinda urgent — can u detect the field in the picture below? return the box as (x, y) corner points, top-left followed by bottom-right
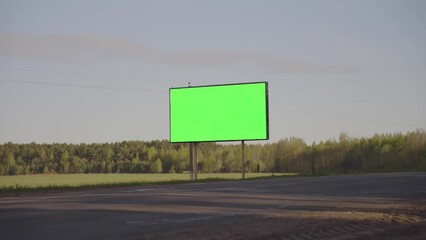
(0, 173), (294, 191)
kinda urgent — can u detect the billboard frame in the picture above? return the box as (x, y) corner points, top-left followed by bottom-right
(169, 81), (269, 143)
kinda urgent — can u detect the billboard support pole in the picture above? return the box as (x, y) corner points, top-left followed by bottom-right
(187, 82), (196, 181)
(194, 142), (198, 180)
(189, 142), (194, 181)
(242, 140), (245, 179)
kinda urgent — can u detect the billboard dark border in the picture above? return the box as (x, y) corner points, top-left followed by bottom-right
(169, 81), (269, 143)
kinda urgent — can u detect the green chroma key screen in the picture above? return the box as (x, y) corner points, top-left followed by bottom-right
(169, 82), (269, 143)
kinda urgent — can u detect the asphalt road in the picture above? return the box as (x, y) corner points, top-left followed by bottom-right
(1, 173), (425, 240)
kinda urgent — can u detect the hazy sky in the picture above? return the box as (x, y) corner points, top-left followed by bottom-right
(0, 0), (425, 144)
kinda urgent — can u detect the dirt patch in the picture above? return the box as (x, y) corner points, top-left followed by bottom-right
(138, 200), (426, 240)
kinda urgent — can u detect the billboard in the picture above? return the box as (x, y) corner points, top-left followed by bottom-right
(169, 82), (269, 143)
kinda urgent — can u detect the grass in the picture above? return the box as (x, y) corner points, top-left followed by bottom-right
(0, 173), (296, 195)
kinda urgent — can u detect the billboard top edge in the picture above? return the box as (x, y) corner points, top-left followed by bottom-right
(169, 81), (267, 90)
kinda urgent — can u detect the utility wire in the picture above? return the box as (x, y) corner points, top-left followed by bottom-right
(0, 78), (166, 92)
(0, 66), (113, 80)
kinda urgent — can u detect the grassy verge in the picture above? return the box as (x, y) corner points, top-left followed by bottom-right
(0, 173), (297, 195)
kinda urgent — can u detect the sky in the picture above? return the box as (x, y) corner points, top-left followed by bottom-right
(0, 0), (425, 144)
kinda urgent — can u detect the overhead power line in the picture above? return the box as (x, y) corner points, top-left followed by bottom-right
(0, 79), (165, 92)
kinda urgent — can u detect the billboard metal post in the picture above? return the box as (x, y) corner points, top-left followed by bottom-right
(194, 142), (198, 180)
(187, 82), (195, 181)
(189, 142), (194, 180)
(242, 140), (245, 179)
(189, 142), (198, 181)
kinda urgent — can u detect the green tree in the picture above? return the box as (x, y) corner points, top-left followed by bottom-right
(59, 151), (70, 174)
(4, 151), (17, 175)
(169, 165), (176, 173)
(150, 158), (163, 173)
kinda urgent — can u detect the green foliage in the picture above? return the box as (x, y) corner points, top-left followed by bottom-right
(169, 165), (176, 173)
(0, 130), (425, 176)
(150, 158), (163, 173)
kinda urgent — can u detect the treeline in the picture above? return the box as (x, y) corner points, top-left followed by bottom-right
(1, 130), (425, 176)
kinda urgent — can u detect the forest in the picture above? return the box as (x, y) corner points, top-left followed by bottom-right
(1, 130), (425, 176)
